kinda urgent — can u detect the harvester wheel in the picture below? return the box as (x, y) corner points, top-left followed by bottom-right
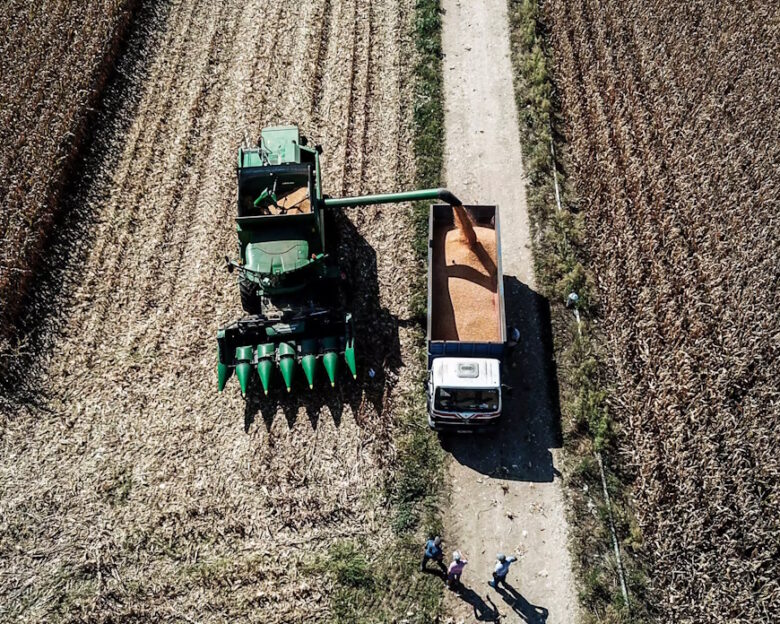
(239, 279), (262, 314)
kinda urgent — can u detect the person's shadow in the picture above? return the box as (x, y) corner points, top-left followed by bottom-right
(454, 584), (501, 622)
(494, 582), (548, 623)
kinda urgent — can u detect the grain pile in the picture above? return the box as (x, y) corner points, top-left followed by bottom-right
(0, 0), (139, 360)
(431, 208), (498, 342)
(0, 0), (420, 621)
(545, 0), (780, 619)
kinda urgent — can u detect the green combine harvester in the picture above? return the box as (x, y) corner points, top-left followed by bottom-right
(217, 125), (461, 396)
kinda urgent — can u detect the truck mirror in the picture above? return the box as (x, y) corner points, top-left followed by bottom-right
(501, 383), (513, 395)
(225, 256), (234, 273)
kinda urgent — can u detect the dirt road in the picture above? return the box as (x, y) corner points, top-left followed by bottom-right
(440, 1), (579, 621)
(0, 1), (421, 621)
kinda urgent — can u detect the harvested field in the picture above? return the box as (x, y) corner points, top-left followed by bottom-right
(545, 0), (780, 620)
(0, 0), (425, 621)
(431, 211), (499, 343)
(0, 0), (139, 360)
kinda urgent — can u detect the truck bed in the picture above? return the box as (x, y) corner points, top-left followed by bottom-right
(429, 205), (503, 343)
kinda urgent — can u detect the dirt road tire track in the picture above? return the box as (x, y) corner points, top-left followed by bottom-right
(0, 1), (420, 621)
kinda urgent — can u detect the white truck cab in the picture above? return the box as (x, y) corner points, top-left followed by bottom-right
(427, 357), (502, 429)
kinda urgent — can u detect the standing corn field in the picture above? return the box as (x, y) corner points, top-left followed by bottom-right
(545, 0), (780, 620)
(0, 1), (448, 621)
(0, 0), (140, 367)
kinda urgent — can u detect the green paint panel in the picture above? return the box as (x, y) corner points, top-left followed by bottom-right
(301, 339), (318, 389)
(257, 343), (275, 395)
(323, 351), (338, 387)
(344, 338), (357, 379)
(218, 361), (232, 391)
(260, 126), (301, 165)
(279, 342), (295, 391)
(235, 345), (254, 396)
(239, 148), (264, 168)
(321, 336), (338, 350)
(257, 360), (273, 395)
(302, 355), (316, 389)
(236, 363), (251, 396)
(245, 240), (310, 274)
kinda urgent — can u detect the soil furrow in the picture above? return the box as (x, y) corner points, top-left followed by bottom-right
(309, 0), (334, 121)
(75, 0), (205, 357)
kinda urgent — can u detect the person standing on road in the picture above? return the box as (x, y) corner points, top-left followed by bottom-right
(489, 553), (517, 588)
(447, 551), (468, 589)
(421, 536), (446, 573)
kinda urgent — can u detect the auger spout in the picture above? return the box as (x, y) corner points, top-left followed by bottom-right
(322, 188), (461, 210)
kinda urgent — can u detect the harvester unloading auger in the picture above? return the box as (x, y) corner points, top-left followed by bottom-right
(217, 125), (462, 396)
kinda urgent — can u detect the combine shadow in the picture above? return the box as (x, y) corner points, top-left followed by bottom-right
(494, 583), (549, 623)
(440, 276), (563, 483)
(241, 209), (402, 432)
(0, 1), (171, 407)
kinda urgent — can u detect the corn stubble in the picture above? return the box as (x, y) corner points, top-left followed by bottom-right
(546, 0), (779, 620)
(0, 0), (423, 621)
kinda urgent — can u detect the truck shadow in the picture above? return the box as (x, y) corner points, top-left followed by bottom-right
(241, 209), (401, 432)
(440, 276), (563, 483)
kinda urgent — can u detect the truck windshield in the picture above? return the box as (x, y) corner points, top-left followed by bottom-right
(434, 387), (499, 412)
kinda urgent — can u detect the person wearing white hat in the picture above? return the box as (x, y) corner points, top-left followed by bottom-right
(489, 552), (517, 588)
(447, 551), (468, 589)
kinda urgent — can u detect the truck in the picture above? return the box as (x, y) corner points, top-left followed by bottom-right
(425, 203), (508, 430)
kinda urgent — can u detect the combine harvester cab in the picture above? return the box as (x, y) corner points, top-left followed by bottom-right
(218, 124), (464, 397)
(217, 126), (355, 395)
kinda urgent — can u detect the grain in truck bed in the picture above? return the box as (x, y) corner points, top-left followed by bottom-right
(430, 207), (500, 342)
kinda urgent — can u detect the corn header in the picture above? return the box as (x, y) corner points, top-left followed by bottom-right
(218, 125), (460, 396)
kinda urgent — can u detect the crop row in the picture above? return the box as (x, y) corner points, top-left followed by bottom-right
(0, 0), (138, 365)
(545, 0), (779, 620)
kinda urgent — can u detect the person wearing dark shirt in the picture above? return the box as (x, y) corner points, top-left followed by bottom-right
(421, 536), (446, 573)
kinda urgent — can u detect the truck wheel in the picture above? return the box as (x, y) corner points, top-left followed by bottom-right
(239, 279), (261, 314)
